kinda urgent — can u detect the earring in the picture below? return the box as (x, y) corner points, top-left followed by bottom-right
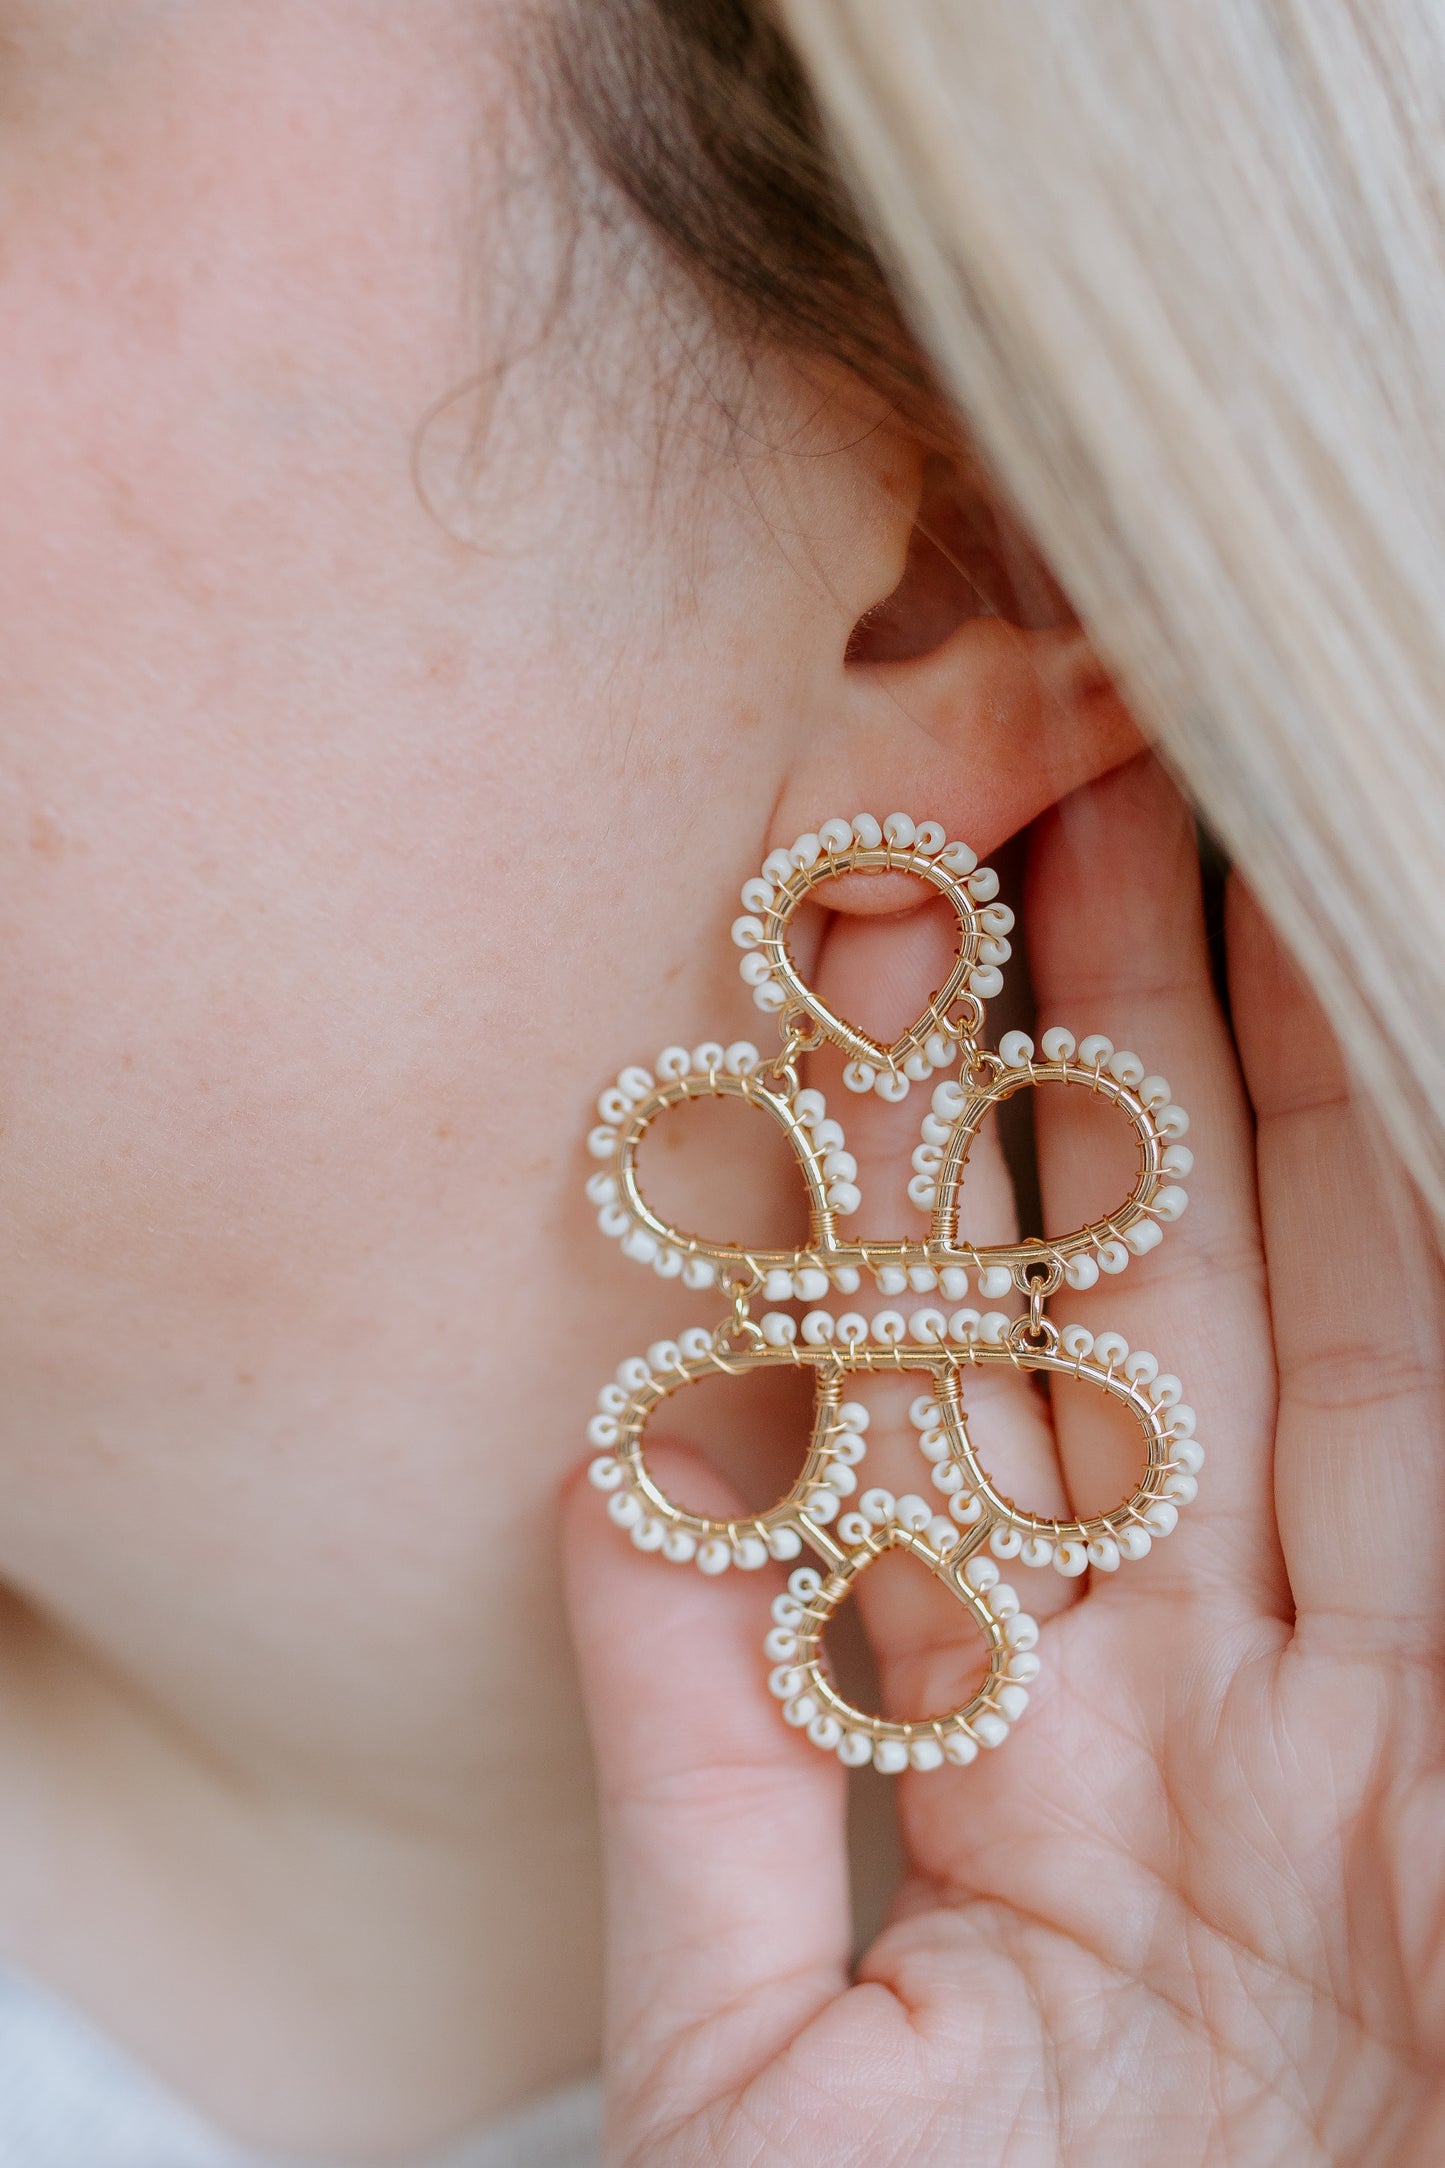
(583, 814), (1199, 1773)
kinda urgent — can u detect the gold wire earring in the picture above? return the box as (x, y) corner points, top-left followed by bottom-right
(583, 814), (1199, 1773)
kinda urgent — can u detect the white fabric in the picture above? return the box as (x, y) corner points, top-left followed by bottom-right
(0, 1972), (601, 2168)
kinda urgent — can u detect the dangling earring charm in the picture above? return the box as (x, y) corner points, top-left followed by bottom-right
(583, 815), (1198, 1772)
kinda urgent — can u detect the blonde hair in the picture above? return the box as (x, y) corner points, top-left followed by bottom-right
(781, 0), (1445, 1215)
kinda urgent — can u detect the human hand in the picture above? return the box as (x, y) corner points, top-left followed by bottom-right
(564, 756), (1445, 2166)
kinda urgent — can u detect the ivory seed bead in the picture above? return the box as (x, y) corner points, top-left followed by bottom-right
(793, 1087), (827, 1126)
(682, 1258), (716, 1290)
(974, 1712), (1010, 1748)
(1097, 1240), (1129, 1274)
(823, 1149), (858, 1182)
(926, 1516), (957, 1551)
(757, 848), (794, 888)
(903, 1053), (934, 1084)
(808, 1713), (844, 1751)
(621, 1229), (660, 1265)
(597, 1087), (631, 1126)
(918, 1428), (949, 1462)
(978, 938), (1012, 967)
(1053, 1540), (1088, 1577)
(949, 1308), (981, 1343)
(909, 1737), (946, 1771)
(1019, 1535), (1055, 1569)
(812, 1118), (846, 1150)
(1064, 1253), (1100, 1291)
(910, 1395), (941, 1429)
(931, 1462), (965, 1494)
(979, 1311), (1011, 1345)
(823, 1462), (856, 1497)
(588, 1414), (620, 1447)
(963, 1554), (999, 1591)
(1149, 1373), (1184, 1406)
(1004, 1613), (1039, 1650)
(598, 1383), (629, 1414)
(874, 1739), (909, 1774)
(925, 1033), (957, 1068)
(914, 821), (946, 855)
(836, 1313), (869, 1347)
(617, 1356), (651, 1390)
(1163, 1473), (1199, 1504)
(872, 1311), (907, 1347)
(588, 1456), (623, 1491)
(1007, 1651), (1042, 1683)
(1162, 1144), (1195, 1177)
(921, 1113), (953, 1148)
(875, 1070), (911, 1102)
(691, 1042), (725, 1074)
(990, 1527), (1023, 1559)
(801, 1311), (835, 1347)
(1143, 1500), (1180, 1536)
(1154, 1185), (1189, 1221)
(1107, 1050), (1145, 1087)
(1124, 1350), (1159, 1386)
(1060, 1324), (1095, 1359)
(1139, 1073), (1172, 1108)
(940, 840), (977, 875)
(883, 813), (917, 847)
(828, 1431), (867, 1465)
(1092, 1331), (1129, 1368)
(761, 1312), (798, 1348)
(734, 1536), (769, 1570)
(944, 1729), (979, 1765)
(647, 1339), (683, 1374)
(860, 1487), (896, 1526)
(949, 1492), (985, 1524)
(851, 813), (883, 849)
(1169, 1404), (1198, 1437)
(795, 1268), (830, 1302)
(752, 981), (786, 1013)
(597, 1205), (629, 1239)
(998, 1685), (1031, 1723)
(1173, 1439), (1206, 1474)
(656, 1044), (692, 1081)
(772, 1593), (805, 1626)
(909, 1309), (948, 1345)
(838, 1403), (871, 1432)
(936, 1267), (969, 1301)
(1158, 1104), (1190, 1139)
(827, 1181), (863, 1215)
(784, 1694), (820, 1728)
(832, 1266), (862, 1293)
(724, 1040), (760, 1076)
(607, 1491), (643, 1529)
(791, 833), (821, 867)
(1078, 1034), (1113, 1067)
(843, 1061), (877, 1094)
(767, 1526), (803, 1560)
(977, 1265), (1014, 1300)
(585, 1171), (619, 1206)
(876, 1266), (909, 1296)
(999, 1030), (1035, 1068)
(969, 967), (1004, 1000)
(587, 1125), (618, 1159)
(739, 878), (774, 915)
(981, 903), (1015, 937)
(1124, 1220), (1164, 1255)
(731, 915), (765, 951)
(966, 866), (1000, 902)
(631, 1517), (667, 1552)
(663, 1528), (697, 1563)
(838, 1731), (874, 1766)
(808, 1488), (841, 1524)
(654, 1248), (685, 1279)
(1116, 1527), (1152, 1560)
(896, 1494), (932, 1531)
(619, 1066), (655, 1104)
(836, 1511), (871, 1546)
(1087, 1537), (1121, 1573)
(818, 817), (853, 853)
(989, 1581), (1021, 1619)
(1040, 1026), (1076, 1061)
(696, 1539), (732, 1574)
(933, 1080), (968, 1120)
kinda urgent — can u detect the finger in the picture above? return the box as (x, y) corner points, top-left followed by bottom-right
(1025, 756), (1286, 1613)
(562, 1445), (849, 2126)
(1229, 887), (1445, 1649)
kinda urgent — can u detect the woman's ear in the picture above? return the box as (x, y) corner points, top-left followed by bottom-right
(781, 449), (1144, 863)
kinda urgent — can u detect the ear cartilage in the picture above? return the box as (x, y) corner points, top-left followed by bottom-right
(583, 816), (1198, 1772)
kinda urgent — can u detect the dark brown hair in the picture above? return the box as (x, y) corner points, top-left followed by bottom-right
(552, 0), (939, 427)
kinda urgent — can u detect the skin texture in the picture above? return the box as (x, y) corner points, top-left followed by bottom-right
(0, 1), (1143, 2157)
(566, 758), (1445, 2167)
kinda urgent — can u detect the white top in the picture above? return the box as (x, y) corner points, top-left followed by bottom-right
(0, 1972), (601, 2168)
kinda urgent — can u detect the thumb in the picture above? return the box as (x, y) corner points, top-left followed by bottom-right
(562, 1440), (850, 2137)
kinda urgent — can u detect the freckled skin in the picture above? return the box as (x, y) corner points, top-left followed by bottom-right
(0, 3), (1138, 2155)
